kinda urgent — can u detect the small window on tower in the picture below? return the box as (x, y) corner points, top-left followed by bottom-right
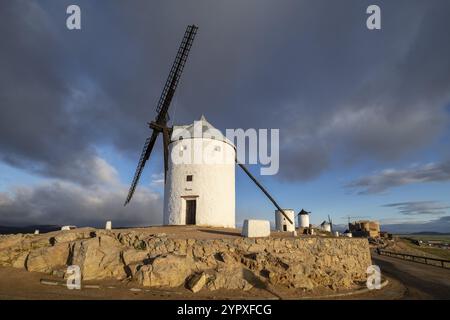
(214, 146), (221, 152)
(186, 175), (193, 182)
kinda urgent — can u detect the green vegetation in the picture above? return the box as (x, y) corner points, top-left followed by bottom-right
(396, 234), (450, 242)
(411, 246), (450, 260)
(398, 237), (450, 260)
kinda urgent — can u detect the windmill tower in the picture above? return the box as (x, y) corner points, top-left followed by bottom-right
(298, 209), (310, 228)
(125, 25), (293, 229)
(163, 115), (236, 227)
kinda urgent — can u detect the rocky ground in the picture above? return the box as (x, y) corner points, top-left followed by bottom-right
(0, 226), (372, 298)
(0, 265), (402, 300)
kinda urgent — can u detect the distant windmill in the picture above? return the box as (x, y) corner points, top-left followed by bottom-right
(124, 25), (292, 226)
(328, 214), (333, 233)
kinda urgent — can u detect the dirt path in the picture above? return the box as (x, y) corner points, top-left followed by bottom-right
(372, 253), (450, 299)
(0, 266), (279, 300)
(0, 266), (402, 300)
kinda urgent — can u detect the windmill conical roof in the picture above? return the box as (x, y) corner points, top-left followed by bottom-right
(171, 115), (235, 147)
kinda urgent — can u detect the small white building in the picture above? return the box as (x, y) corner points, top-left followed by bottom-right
(163, 116), (235, 228)
(242, 219), (271, 238)
(343, 231), (353, 238)
(61, 225), (77, 231)
(275, 209), (295, 232)
(298, 209), (310, 228)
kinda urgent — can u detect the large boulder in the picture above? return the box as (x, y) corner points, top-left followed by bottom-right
(122, 249), (149, 265)
(187, 272), (207, 293)
(70, 235), (126, 280)
(207, 265), (253, 291)
(52, 229), (93, 244)
(26, 243), (70, 273)
(12, 252), (29, 269)
(136, 254), (193, 287)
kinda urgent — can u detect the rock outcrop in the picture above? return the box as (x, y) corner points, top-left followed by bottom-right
(0, 228), (372, 293)
(26, 243), (70, 273)
(70, 234), (127, 280)
(187, 272), (207, 293)
(136, 254), (193, 287)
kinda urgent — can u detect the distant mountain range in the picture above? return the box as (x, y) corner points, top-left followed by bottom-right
(406, 231), (450, 235)
(333, 216), (450, 234)
(0, 225), (61, 235)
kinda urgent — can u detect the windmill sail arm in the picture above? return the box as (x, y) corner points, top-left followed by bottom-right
(237, 161), (293, 225)
(155, 25), (198, 122)
(124, 25), (198, 206)
(124, 132), (159, 205)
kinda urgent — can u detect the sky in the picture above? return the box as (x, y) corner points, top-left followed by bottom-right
(0, 0), (449, 233)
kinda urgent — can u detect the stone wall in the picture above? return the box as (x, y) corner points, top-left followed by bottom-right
(0, 229), (372, 292)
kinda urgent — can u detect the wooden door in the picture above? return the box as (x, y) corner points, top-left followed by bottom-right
(186, 200), (196, 225)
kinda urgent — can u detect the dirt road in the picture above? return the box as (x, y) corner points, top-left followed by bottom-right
(0, 266), (394, 300)
(372, 253), (450, 299)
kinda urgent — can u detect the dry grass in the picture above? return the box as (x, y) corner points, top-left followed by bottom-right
(396, 238), (450, 260)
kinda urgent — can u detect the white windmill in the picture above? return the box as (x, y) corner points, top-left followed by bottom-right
(125, 25), (293, 229)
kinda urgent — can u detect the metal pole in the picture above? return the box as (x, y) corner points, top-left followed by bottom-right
(237, 162), (293, 225)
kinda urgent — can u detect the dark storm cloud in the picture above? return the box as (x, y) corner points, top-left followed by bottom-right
(1, 0), (450, 184)
(383, 201), (450, 216)
(1, 1), (450, 225)
(0, 179), (163, 227)
(346, 160), (450, 194)
(0, 155), (163, 226)
(272, 0), (450, 180)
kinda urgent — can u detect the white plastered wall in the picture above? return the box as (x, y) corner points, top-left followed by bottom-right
(275, 209), (295, 231)
(163, 138), (235, 228)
